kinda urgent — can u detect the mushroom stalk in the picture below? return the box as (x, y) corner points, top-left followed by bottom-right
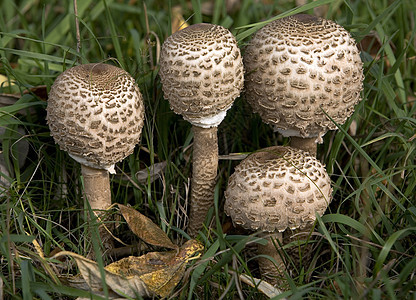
(257, 232), (286, 286)
(188, 125), (218, 237)
(289, 136), (317, 156)
(81, 164), (111, 212)
(81, 164), (113, 253)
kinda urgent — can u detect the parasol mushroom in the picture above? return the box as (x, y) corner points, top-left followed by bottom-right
(159, 23), (244, 236)
(224, 146), (332, 285)
(47, 63), (145, 251)
(244, 14), (364, 156)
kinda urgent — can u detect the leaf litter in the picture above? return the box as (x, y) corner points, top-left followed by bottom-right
(52, 204), (203, 298)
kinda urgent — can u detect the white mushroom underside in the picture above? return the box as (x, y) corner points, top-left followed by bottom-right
(274, 127), (324, 143)
(69, 153), (116, 174)
(185, 110), (228, 128)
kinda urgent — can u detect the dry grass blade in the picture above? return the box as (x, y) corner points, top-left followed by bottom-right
(239, 273), (286, 299)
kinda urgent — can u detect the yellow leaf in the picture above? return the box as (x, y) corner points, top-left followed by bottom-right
(0, 74), (15, 87)
(139, 239), (203, 297)
(171, 6), (189, 33)
(54, 239), (203, 298)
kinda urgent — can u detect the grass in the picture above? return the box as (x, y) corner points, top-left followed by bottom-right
(0, 0), (415, 298)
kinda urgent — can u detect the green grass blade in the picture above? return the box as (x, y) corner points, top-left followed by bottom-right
(235, 0), (335, 42)
(320, 214), (368, 236)
(191, 0), (202, 23)
(373, 227), (416, 274)
(102, 0), (125, 68)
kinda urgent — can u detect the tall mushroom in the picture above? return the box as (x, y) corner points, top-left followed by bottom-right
(159, 23), (244, 236)
(224, 146), (332, 284)
(47, 63), (145, 250)
(244, 14), (364, 156)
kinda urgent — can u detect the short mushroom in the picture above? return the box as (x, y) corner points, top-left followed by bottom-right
(244, 14), (364, 156)
(47, 63), (145, 249)
(159, 23), (244, 236)
(224, 146), (332, 284)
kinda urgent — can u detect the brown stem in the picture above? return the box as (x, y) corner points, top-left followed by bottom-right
(73, 0), (81, 62)
(257, 232), (286, 287)
(289, 136), (317, 156)
(80, 164), (113, 256)
(187, 125), (218, 237)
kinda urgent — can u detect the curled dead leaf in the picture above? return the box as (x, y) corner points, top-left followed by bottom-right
(135, 161), (167, 183)
(117, 204), (178, 250)
(54, 239), (203, 298)
(54, 251), (151, 298)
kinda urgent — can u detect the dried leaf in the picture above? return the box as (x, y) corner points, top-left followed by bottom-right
(0, 94), (20, 107)
(0, 74), (16, 87)
(219, 153), (249, 160)
(59, 274), (105, 295)
(54, 239), (203, 298)
(171, 6), (189, 33)
(105, 251), (175, 277)
(54, 251), (151, 298)
(138, 239), (203, 297)
(135, 161), (167, 183)
(117, 204), (178, 250)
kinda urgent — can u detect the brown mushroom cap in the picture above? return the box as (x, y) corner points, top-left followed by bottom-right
(159, 23), (244, 128)
(244, 14), (364, 142)
(224, 146), (332, 232)
(47, 63), (145, 173)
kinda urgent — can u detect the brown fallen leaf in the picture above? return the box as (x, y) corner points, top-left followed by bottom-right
(54, 251), (151, 298)
(143, 239), (203, 297)
(135, 161), (167, 183)
(107, 239), (203, 297)
(54, 239), (203, 298)
(117, 204), (178, 250)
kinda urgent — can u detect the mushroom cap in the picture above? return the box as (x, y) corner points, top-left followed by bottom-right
(244, 14), (364, 142)
(224, 146), (332, 232)
(159, 23), (244, 128)
(47, 63), (145, 173)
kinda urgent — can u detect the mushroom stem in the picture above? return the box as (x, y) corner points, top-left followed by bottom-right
(81, 164), (111, 212)
(81, 164), (113, 254)
(257, 232), (286, 286)
(289, 136), (317, 156)
(187, 125), (218, 237)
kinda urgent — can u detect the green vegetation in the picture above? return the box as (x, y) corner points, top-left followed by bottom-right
(1, 0), (415, 298)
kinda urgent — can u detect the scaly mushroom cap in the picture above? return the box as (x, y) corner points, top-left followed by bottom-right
(224, 146), (332, 232)
(244, 14), (364, 142)
(159, 23), (244, 128)
(47, 63), (145, 173)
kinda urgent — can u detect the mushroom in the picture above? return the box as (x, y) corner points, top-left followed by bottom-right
(224, 146), (332, 284)
(159, 23), (244, 236)
(244, 14), (364, 156)
(47, 63), (145, 249)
